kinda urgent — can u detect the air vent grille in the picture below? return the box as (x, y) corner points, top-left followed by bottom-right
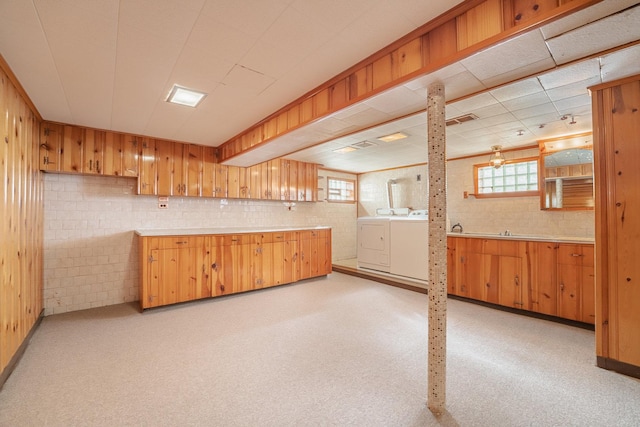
(351, 140), (377, 149)
(446, 113), (478, 126)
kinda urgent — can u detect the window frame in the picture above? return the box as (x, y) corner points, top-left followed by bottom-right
(473, 156), (540, 198)
(326, 176), (357, 203)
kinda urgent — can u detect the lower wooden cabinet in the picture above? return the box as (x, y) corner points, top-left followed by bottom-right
(139, 228), (332, 310)
(448, 236), (594, 324)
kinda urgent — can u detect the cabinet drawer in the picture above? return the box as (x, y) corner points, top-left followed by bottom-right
(221, 234), (252, 245)
(158, 236), (205, 249)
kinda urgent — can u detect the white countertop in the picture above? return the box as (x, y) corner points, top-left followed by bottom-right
(135, 226), (331, 237)
(447, 232), (594, 244)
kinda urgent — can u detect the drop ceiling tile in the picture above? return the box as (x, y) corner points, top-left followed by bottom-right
(481, 57), (557, 89)
(289, 0), (370, 33)
(259, 6), (333, 56)
(336, 108), (391, 129)
(201, 0), (289, 37)
(545, 76), (601, 102)
(363, 87), (426, 114)
(187, 13), (258, 65)
(239, 40), (304, 80)
(450, 92), (499, 114)
(118, 0), (204, 44)
(511, 102), (558, 121)
(600, 43), (640, 83)
(552, 93), (591, 113)
(222, 65), (276, 97)
(537, 59), (600, 90)
(501, 92), (552, 112)
(168, 46), (234, 93)
(461, 30), (552, 82)
(546, 5), (640, 65)
(403, 63), (468, 91)
(540, 0), (639, 39)
(489, 78), (544, 102)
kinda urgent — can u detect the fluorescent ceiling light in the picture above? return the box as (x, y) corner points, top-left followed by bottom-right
(166, 85), (207, 107)
(333, 146), (358, 154)
(377, 132), (408, 142)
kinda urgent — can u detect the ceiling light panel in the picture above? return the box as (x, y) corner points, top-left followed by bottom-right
(167, 85), (207, 107)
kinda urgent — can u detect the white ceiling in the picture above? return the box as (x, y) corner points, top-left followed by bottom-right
(1, 0), (640, 174)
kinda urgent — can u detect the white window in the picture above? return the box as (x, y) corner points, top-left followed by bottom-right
(474, 157), (539, 197)
(327, 177), (356, 202)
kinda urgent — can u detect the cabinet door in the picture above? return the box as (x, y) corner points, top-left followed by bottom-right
(272, 233), (286, 286)
(227, 166), (240, 199)
(288, 159), (298, 201)
(138, 138), (156, 195)
(62, 125), (83, 173)
(187, 144), (203, 197)
(318, 229), (332, 275)
(172, 142), (187, 196)
(527, 241), (557, 315)
(446, 237), (458, 295)
(202, 147), (216, 197)
(557, 245), (582, 321)
(214, 164), (228, 198)
(122, 134), (139, 177)
(39, 123), (62, 171)
(280, 160), (291, 200)
(459, 251), (485, 300)
(498, 255), (522, 308)
(211, 236), (237, 296)
(249, 165), (261, 199)
(283, 235), (299, 283)
(103, 131), (123, 176)
(238, 166), (250, 199)
(297, 161), (307, 201)
(155, 139), (173, 196)
(269, 160), (281, 200)
(580, 245), (595, 324)
(305, 162), (318, 201)
(298, 232), (312, 280)
(83, 129), (104, 174)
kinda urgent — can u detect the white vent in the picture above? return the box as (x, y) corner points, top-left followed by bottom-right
(446, 113), (479, 127)
(351, 140), (377, 149)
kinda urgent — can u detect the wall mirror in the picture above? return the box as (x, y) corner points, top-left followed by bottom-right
(539, 132), (594, 210)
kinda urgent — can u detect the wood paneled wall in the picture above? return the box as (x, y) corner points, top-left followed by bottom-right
(218, 0), (600, 162)
(0, 60), (44, 381)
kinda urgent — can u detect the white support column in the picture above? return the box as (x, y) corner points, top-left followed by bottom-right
(426, 81), (447, 413)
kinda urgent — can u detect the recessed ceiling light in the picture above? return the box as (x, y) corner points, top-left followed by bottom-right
(377, 132), (408, 142)
(333, 146), (358, 154)
(166, 85), (207, 107)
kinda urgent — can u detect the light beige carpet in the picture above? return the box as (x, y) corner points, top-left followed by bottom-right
(1, 272), (639, 426)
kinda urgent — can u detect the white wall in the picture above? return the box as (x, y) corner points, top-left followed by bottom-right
(43, 169), (357, 315)
(357, 147), (595, 238)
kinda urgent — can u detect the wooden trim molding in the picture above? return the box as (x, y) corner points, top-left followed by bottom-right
(597, 357), (640, 380)
(217, 0), (602, 163)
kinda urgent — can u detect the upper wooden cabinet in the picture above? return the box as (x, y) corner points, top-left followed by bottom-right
(39, 123), (62, 172)
(591, 74), (640, 376)
(39, 122), (320, 202)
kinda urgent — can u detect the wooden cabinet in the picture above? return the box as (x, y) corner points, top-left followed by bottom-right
(39, 123), (62, 172)
(140, 235), (211, 308)
(591, 74), (640, 374)
(39, 121), (320, 202)
(137, 137), (156, 195)
(557, 244), (594, 322)
(447, 236), (592, 324)
(82, 129), (104, 175)
(526, 241), (557, 316)
(140, 228), (331, 309)
(61, 125), (83, 173)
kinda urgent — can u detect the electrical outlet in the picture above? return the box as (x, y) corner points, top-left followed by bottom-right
(158, 203), (168, 209)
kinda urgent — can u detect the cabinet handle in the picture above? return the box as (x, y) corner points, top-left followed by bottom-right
(96, 160), (100, 173)
(560, 283), (565, 291)
(571, 253), (583, 257)
(176, 241), (188, 245)
(515, 275), (519, 286)
(89, 159), (93, 171)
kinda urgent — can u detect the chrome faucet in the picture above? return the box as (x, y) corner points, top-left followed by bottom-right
(451, 223), (463, 233)
(504, 230), (511, 236)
